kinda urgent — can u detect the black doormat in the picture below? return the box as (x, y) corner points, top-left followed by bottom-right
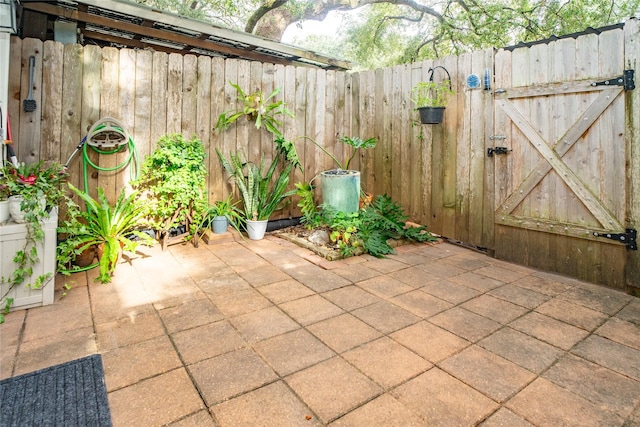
(0, 354), (112, 427)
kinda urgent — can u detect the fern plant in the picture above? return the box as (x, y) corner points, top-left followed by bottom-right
(57, 183), (154, 283)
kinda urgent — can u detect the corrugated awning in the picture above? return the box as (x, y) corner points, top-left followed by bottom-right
(20, 0), (352, 70)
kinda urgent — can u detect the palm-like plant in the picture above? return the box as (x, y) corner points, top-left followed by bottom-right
(216, 149), (294, 221)
(57, 183), (154, 283)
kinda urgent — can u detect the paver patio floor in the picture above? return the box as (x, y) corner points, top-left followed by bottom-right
(1, 232), (639, 426)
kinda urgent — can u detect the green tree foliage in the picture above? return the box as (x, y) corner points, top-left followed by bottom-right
(133, 0), (640, 69)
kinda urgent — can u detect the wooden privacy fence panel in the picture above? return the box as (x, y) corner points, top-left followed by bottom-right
(6, 19), (639, 289)
(7, 37), (492, 242)
(7, 38), (358, 211)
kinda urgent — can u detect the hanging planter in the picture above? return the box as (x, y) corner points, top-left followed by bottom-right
(417, 106), (446, 125)
(410, 66), (454, 125)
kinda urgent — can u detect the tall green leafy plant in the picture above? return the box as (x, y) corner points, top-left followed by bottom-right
(299, 135), (377, 171)
(132, 134), (207, 242)
(216, 150), (294, 221)
(57, 183), (154, 283)
(215, 82), (293, 139)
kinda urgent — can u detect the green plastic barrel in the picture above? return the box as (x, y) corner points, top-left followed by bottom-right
(321, 170), (360, 213)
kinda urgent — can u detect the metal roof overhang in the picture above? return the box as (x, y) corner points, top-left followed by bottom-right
(20, 0), (351, 70)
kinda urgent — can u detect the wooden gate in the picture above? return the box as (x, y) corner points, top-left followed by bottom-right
(491, 27), (636, 289)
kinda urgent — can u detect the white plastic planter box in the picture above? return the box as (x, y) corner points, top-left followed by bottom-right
(0, 208), (57, 310)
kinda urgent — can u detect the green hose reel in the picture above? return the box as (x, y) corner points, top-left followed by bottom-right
(65, 117), (141, 193)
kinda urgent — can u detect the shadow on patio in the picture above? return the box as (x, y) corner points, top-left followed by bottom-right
(1, 233), (639, 426)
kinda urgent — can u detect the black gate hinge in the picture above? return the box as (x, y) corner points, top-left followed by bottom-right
(593, 228), (637, 250)
(591, 69), (635, 90)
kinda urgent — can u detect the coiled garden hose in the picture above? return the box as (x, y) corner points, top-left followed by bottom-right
(64, 117), (141, 193)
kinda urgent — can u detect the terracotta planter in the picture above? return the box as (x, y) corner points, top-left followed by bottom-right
(73, 245), (97, 268)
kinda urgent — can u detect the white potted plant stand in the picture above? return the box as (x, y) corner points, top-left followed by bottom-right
(0, 208), (58, 310)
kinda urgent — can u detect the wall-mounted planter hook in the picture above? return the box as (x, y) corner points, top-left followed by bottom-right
(428, 66), (452, 91)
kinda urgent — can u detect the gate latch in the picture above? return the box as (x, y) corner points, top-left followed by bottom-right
(593, 228), (637, 250)
(591, 69), (635, 90)
(487, 147), (512, 157)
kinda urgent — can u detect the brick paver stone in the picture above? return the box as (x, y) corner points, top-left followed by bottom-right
(285, 357), (382, 423)
(254, 328), (335, 376)
(506, 377), (624, 427)
(392, 368), (498, 426)
(212, 381), (322, 427)
(188, 348), (278, 406)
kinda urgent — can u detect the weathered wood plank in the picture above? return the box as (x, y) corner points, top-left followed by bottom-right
(81, 45), (102, 200)
(181, 54), (198, 137)
(97, 46), (120, 202)
(398, 64), (411, 214)
(166, 53), (183, 135)
(209, 56), (226, 201)
(313, 68), (326, 174)
(480, 48), (495, 251)
(441, 54), (458, 238)
(19, 38), (43, 165)
(235, 60), (250, 162)
(408, 63), (422, 222)
(595, 27), (625, 286)
(60, 44), (83, 193)
(195, 54), (212, 200)
(304, 67), (318, 183)
(133, 49), (153, 176)
(548, 37), (576, 276)
(220, 59), (238, 199)
(323, 70), (336, 174)
(625, 18), (640, 289)
(455, 52), (472, 244)
(359, 70), (376, 195)
(40, 41), (63, 163)
(116, 48), (136, 197)
(7, 37), (22, 152)
(294, 66), (308, 183)
(247, 60), (263, 165)
(150, 51), (168, 144)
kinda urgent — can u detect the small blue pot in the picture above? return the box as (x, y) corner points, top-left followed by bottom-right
(212, 216), (229, 234)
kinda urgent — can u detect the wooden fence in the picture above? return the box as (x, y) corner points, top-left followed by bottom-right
(5, 18), (640, 289)
(6, 36), (493, 229)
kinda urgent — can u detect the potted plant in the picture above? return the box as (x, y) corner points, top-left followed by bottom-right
(1, 161), (68, 321)
(0, 180), (10, 223)
(57, 183), (155, 284)
(409, 79), (454, 124)
(301, 135), (377, 213)
(2, 161), (68, 223)
(215, 82), (293, 139)
(216, 149), (295, 240)
(200, 194), (243, 235)
(132, 134), (208, 249)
